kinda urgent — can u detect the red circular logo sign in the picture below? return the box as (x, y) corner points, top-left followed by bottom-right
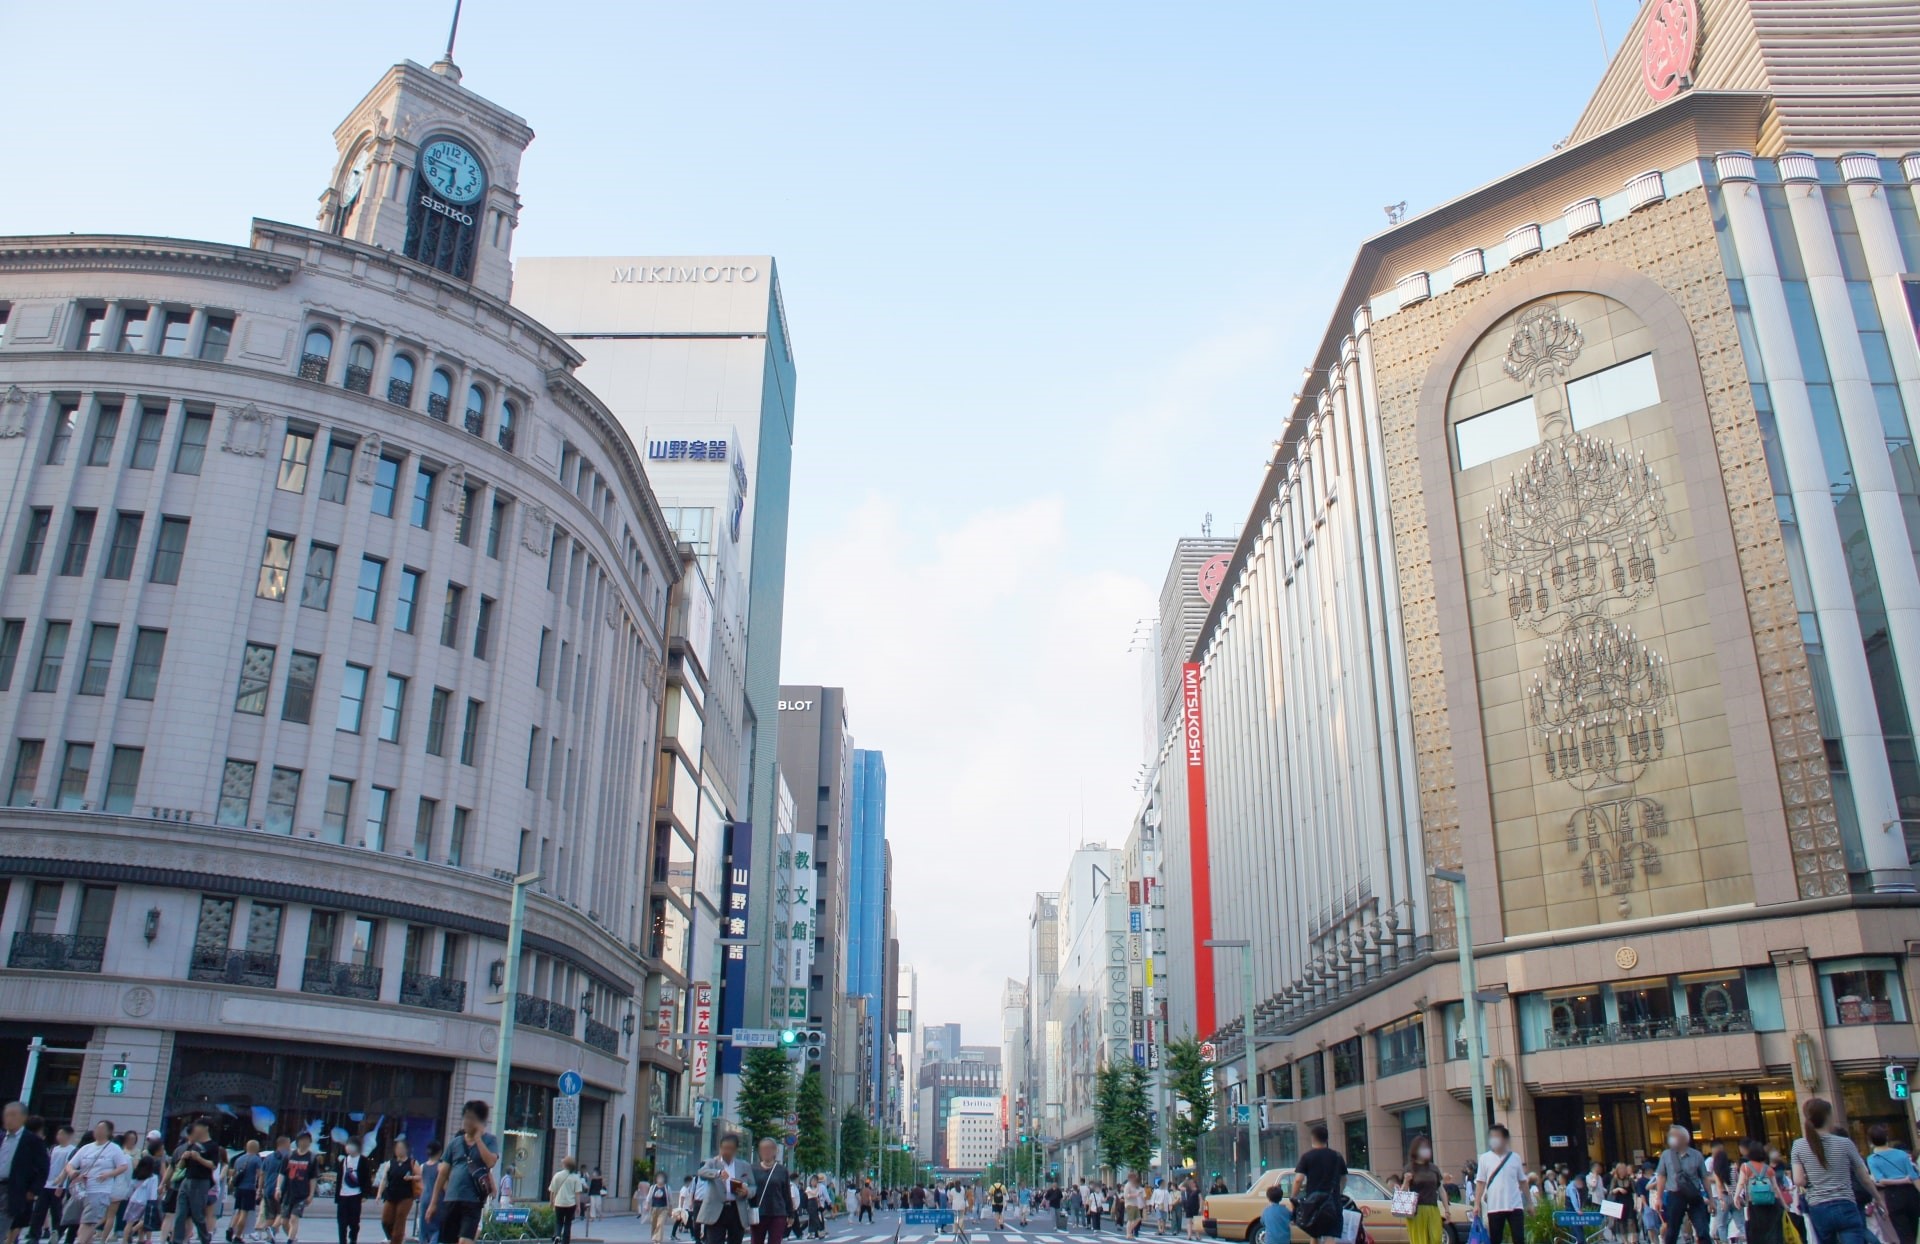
(1196, 554), (1231, 604)
(1641, 0), (1700, 102)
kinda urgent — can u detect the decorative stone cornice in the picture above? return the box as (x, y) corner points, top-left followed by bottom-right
(544, 367), (683, 576)
(0, 236), (300, 288)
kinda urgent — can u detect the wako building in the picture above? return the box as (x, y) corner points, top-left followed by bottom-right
(1169, 0), (1920, 1178)
(0, 55), (679, 1194)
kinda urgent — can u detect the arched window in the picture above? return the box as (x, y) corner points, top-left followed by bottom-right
(498, 399), (517, 453)
(428, 369), (453, 421)
(388, 354), (416, 407)
(464, 384), (486, 437)
(299, 328), (333, 382)
(344, 339), (376, 394)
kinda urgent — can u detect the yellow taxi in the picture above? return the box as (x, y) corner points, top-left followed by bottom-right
(1201, 1168), (1469, 1244)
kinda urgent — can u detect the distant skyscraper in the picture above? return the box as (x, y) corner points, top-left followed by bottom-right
(849, 749), (889, 1122)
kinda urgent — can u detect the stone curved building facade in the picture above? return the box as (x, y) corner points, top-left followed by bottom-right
(0, 56), (678, 1193)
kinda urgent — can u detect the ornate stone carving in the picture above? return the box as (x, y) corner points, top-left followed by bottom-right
(0, 385), (30, 439)
(523, 503), (553, 556)
(442, 463), (467, 511)
(122, 985), (157, 1017)
(221, 404), (271, 457)
(1502, 303), (1585, 387)
(356, 433), (384, 483)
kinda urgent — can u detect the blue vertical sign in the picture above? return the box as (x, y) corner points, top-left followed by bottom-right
(720, 822), (752, 1075)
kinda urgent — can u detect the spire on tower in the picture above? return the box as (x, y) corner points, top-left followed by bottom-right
(431, 0), (464, 83)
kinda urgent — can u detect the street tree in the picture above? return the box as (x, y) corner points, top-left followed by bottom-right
(1095, 1058), (1154, 1176)
(1164, 1036), (1215, 1166)
(737, 1048), (794, 1145)
(794, 1068), (831, 1172)
(838, 1107), (872, 1178)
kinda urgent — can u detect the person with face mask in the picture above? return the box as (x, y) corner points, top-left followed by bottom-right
(332, 1142), (371, 1244)
(1401, 1135), (1444, 1244)
(1474, 1124), (1529, 1244)
(1652, 1127), (1712, 1244)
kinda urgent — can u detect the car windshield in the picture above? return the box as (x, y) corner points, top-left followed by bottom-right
(1345, 1173), (1387, 1200)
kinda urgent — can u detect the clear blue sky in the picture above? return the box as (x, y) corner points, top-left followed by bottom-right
(4, 0), (1648, 1041)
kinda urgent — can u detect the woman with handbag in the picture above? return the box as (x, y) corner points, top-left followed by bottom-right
(1867, 1126), (1920, 1244)
(374, 1139), (422, 1244)
(748, 1139), (794, 1244)
(1398, 1135), (1445, 1244)
(1791, 1099), (1886, 1244)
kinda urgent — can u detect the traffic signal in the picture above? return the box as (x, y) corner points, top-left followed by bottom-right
(109, 1062), (127, 1095)
(780, 1029), (799, 1048)
(1888, 1063), (1910, 1101)
(805, 1029), (825, 1062)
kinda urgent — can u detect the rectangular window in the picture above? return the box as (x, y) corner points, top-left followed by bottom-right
(256, 534), (294, 600)
(322, 778), (353, 843)
(33, 621), (69, 693)
(17, 508), (51, 574)
(281, 651), (319, 723)
(300, 542), (337, 610)
(535, 628), (552, 687)
(1331, 1035), (1364, 1088)
(455, 482), (480, 545)
(117, 308), (149, 353)
(337, 663), (369, 733)
(411, 467), (436, 529)
(125, 628), (165, 700)
(395, 568), (421, 633)
(159, 312), (191, 357)
(364, 785), (393, 851)
(78, 307), (108, 351)
(193, 897), (235, 955)
(526, 727), (542, 789)
(0, 620), (22, 693)
(129, 405), (166, 468)
(235, 642), (275, 714)
(1819, 957), (1910, 1026)
(473, 596), (495, 659)
(265, 766), (301, 834)
(149, 516), (189, 584)
(103, 512), (142, 580)
(354, 555), (385, 622)
(460, 698), (482, 765)
(413, 797), (438, 859)
(425, 687), (451, 756)
(370, 454), (402, 517)
(24, 881), (61, 933)
(1568, 354), (1660, 431)
(46, 402), (77, 464)
(74, 885), (114, 941)
(277, 428), (315, 493)
(85, 404), (121, 466)
(77, 624), (118, 696)
(199, 315), (233, 362)
(1296, 1051), (1325, 1099)
(1454, 395), (1539, 470)
(104, 746), (142, 814)
(217, 758), (256, 826)
(59, 509), (96, 576)
(305, 910), (339, 961)
(7, 740), (43, 806)
(349, 917), (380, 967)
(440, 584), (465, 648)
(487, 498), (509, 559)
(173, 411), (211, 475)
(54, 744), (93, 810)
(245, 902), (283, 955)
(379, 674), (407, 743)
(318, 436), (355, 503)
(449, 806), (469, 866)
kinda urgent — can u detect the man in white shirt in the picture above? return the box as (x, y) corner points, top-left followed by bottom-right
(1473, 1125), (1529, 1244)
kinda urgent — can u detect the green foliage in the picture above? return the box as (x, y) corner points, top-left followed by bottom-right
(984, 1139), (1048, 1189)
(1525, 1193), (1559, 1244)
(838, 1107), (872, 1178)
(737, 1047), (795, 1146)
(1095, 1058), (1154, 1176)
(877, 1135), (919, 1187)
(486, 1204), (558, 1239)
(794, 1068), (831, 1173)
(1165, 1036), (1215, 1166)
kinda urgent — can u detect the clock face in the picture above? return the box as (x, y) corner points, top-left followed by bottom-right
(421, 139), (484, 204)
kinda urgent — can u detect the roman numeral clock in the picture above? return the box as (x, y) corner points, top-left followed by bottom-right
(404, 136), (487, 279)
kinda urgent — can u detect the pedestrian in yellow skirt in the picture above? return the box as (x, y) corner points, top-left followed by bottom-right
(1401, 1136), (1447, 1244)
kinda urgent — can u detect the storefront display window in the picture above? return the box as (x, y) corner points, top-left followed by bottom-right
(502, 1078), (556, 1202)
(1613, 978), (1677, 1036)
(1819, 957), (1908, 1025)
(1841, 1074), (1915, 1149)
(1679, 972), (1750, 1032)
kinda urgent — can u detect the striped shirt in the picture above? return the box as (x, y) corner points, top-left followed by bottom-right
(1792, 1133), (1865, 1206)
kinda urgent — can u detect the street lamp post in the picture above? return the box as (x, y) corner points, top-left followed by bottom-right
(1431, 869), (1488, 1158)
(493, 870), (542, 1123)
(1204, 939), (1258, 1188)
(699, 935), (761, 1163)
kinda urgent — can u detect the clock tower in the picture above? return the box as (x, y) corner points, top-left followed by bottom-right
(317, 55), (534, 301)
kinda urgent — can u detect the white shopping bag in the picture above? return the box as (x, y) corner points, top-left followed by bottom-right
(1339, 1209), (1363, 1244)
(1601, 1201), (1625, 1221)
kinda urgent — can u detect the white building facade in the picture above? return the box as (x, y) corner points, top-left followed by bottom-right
(0, 58), (679, 1196)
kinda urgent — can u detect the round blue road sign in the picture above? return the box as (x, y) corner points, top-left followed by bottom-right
(558, 1069), (583, 1096)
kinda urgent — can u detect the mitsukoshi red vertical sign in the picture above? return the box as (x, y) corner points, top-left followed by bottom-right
(1183, 663), (1217, 1037)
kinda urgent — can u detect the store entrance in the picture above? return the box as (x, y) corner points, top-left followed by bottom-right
(1543, 1081), (1797, 1171)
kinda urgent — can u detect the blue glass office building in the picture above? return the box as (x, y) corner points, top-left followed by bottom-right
(849, 749), (888, 1119)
